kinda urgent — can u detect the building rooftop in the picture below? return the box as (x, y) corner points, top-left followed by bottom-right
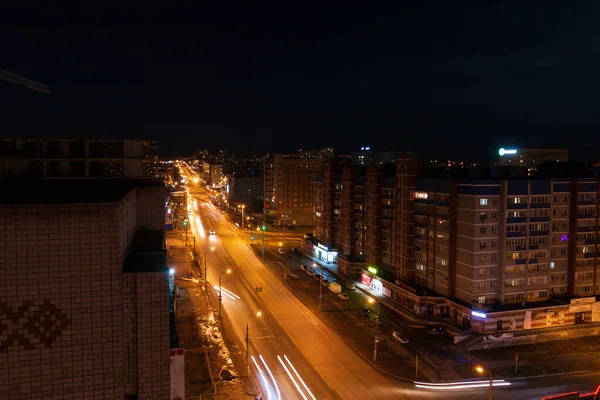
(0, 179), (163, 204)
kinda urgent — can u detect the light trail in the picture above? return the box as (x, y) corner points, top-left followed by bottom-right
(212, 285), (240, 300)
(414, 380), (511, 390)
(193, 200), (198, 211)
(194, 215), (205, 238)
(260, 354), (281, 400)
(278, 355), (308, 400)
(251, 355), (271, 400)
(284, 355), (316, 400)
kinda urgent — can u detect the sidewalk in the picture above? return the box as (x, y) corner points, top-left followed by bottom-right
(168, 231), (260, 399)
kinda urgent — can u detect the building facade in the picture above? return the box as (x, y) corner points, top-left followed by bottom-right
(0, 138), (157, 179)
(498, 147), (568, 172)
(264, 149), (332, 226)
(313, 157), (600, 333)
(0, 179), (171, 399)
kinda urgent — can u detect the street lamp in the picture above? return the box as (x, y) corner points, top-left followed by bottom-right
(368, 298), (381, 362)
(475, 365), (493, 400)
(246, 311), (262, 375)
(238, 204), (246, 230)
(218, 269), (232, 319)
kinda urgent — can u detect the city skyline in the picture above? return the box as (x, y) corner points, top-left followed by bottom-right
(3, 3), (600, 160)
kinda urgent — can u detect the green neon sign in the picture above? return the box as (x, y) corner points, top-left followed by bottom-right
(368, 266), (378, 275)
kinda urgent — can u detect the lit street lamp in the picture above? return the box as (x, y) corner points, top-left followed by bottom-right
(368, 298), (381, 362)
(218, 269), (232, 319)
(238, 204), (246, 230)
(475, 365), (493, 400)
(246, 311), (262, 375)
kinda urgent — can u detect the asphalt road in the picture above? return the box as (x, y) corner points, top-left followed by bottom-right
(179, 173), (600, 400)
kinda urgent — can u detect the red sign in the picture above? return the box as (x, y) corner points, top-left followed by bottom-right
(362, 273), (372, 287)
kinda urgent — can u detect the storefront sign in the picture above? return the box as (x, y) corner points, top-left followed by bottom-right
(569, 304), (592, 313)
(370, 278), (383, 294)
(570, 297), (595, 305)
(472, 311), (487, 319)
(317, 243), (329, 251)
(367, 266), (378, 275)
(361, 273), (372, 287)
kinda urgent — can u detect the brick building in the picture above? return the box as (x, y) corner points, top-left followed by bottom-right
(0, 179), (171, 399)
(264, 149), (332, 226)
(312, 157), (600, 334)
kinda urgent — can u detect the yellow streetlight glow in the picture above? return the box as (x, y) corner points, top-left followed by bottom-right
(226, 269), (232, 274)
(278, 242), (283, 247)
(475, 366), (484, 374)
(211, 246), (215, 251)
(256, 311), (262, 317)
(368, 298), (375, 304)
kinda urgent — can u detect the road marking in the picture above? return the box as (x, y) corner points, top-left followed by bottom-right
(279, 288), (329, 339)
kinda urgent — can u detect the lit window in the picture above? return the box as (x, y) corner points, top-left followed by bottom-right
(480, 198), (488, 205)
(415, 192), (428, 199)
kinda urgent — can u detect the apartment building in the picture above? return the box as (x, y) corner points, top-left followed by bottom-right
(0, 138), (157, 179)
(264, 149), (332, 226)
(312, 157), (600, 333)
(0, 179), (171, 399)
(498, 147), (568, 173)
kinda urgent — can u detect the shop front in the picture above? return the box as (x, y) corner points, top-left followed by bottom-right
(314, 242), (338, 263)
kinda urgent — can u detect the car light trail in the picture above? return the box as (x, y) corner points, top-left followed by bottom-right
(414, 380), (511, 390)
(284, 355), (316, 400)
(251, 355), (271, 400)
(212, 286), (240, 300)
(278, 355), (313, 400)
(260, 354), (281, 400)
(193, 200), (198, 211)
(194, 215), (206, 238)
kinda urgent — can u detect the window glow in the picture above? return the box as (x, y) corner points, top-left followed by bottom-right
(415, 192), (428, 199)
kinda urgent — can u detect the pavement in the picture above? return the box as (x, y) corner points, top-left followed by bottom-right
(175, 179), (600, 400)
(168, 231), (259, 399)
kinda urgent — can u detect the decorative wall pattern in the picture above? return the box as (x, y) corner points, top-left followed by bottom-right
(0, 299), (70, 353)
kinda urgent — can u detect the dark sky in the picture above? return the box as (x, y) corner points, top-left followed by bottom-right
(2, 1), (600, 160)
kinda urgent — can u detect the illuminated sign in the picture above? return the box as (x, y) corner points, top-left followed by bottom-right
(317, 243), (329, 251)
(367, 266), (378, 275)
(370, 278), (383, 294)
(415, 192), (428, 200)
(472, 311), (487, 319)
(361, 273), (372, 287)
(498, 148), (517, 156)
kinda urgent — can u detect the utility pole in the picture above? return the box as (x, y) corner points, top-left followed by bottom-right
(319, 270), (323, 311)
(241, 206), (245, 230)
(373, 301), (380, 362)
(489, 371), (493, 400)
(415, 355), (419, 379)
(262, 230), (265, 259)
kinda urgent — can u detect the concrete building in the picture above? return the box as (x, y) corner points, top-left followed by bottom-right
(224, 162), (264, 204)
(202, 162), (222, 186)
(311, 157), (600, 334)
(0, 138), (157, 179)
(0, 179), (171, 399)
(264, 150), (332, 226)
(350, 147), (409, 166)
(498, 147), (568, 172)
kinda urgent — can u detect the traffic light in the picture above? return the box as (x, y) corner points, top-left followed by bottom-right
(183, 220), (188, 227)
(261, 225), (266, 231)
(251, 235), (255, 241)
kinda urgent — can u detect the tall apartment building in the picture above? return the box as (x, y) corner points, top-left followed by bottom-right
(498, 147), (568, 172)
(0, 179), (171, 399)
(0, 138), (157, 179)
(264, 149), (332, 226)
(312, 157), (600, 334)
(350, 147), (410, 166)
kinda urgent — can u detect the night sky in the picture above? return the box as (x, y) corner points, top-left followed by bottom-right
(2, 2), (600, 160)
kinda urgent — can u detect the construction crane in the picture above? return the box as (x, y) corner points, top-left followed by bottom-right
(0, 68), (50, 94)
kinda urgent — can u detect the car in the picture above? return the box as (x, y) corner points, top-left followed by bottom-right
(392, 331), (409, 344)
(278, 248), (285, 255)
(313, 272), (321, 280)
(337, 293), (350, 301)
(306, 269), (315, 277)
(209, 230), (216, 235)
(424, 326), (445, 335)
(300, 264), (308, 271)
(345, 282), (356, 290)
(222, 210), (226, 214)
(291, 247), (298, 252)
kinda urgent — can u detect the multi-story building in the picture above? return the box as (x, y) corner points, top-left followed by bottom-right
(498, 147), (568, 173)
(350, 147), (409, 166)
(312, 157), (600, 334)
(264, 149), (332, 226)
(202, 161), (222, 186)
(0, 138), (157, 179)
(0, 178), (171, 399)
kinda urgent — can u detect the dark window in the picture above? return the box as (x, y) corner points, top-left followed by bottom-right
(106, 161), (124, 177)
(69, 141), (86, 158)
(46, 161), (61, 177)
(45, 141), (61, 157)
(29, 161), (43, 178)
(89, 161), (106, 177)
(70, 161), (86, 177)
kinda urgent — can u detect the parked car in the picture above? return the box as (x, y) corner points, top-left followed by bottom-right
(337, 293), (350, 301)
(291, 247), (298, 252)
(209, 229), (216, 235)
(345, 282), (356, 290)
(278, 248), (285, 255)
(392, 331), (409, 344)
(307, 269), (315, 277)
(300, 264), (308, 272)
(424, 326), (445, 335)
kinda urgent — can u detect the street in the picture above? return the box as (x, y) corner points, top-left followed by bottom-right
(179, 164), (600, 400)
